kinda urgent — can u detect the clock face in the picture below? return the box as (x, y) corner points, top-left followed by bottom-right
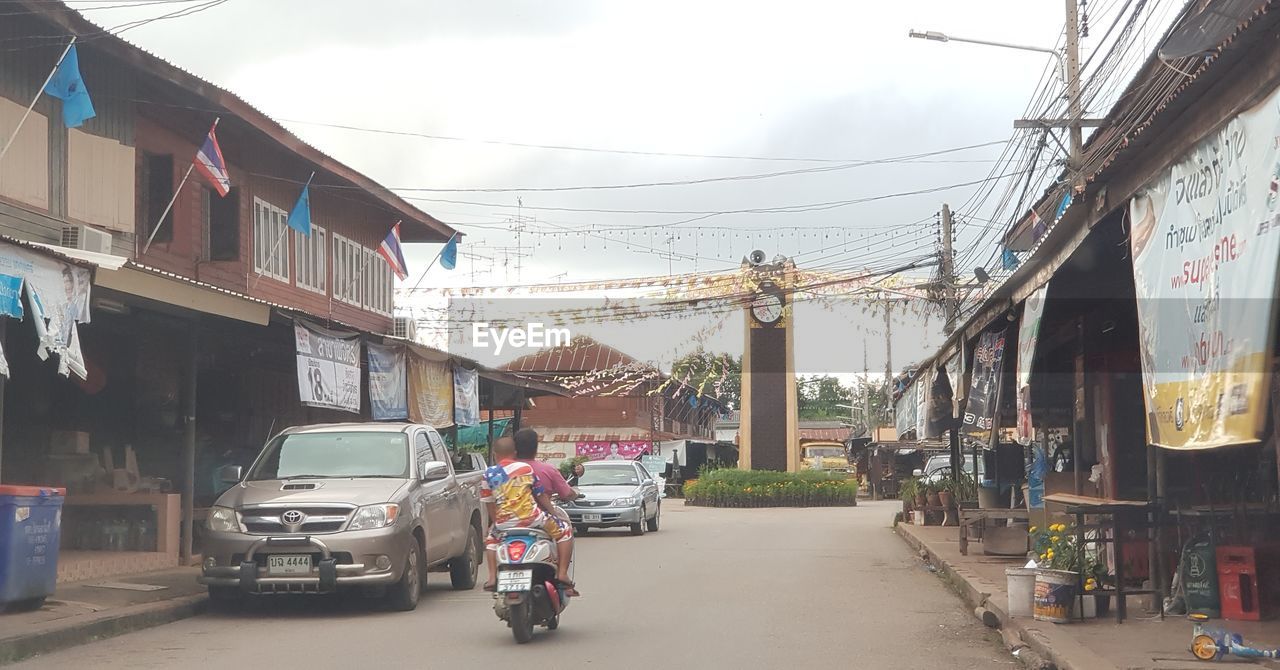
(751, 291), (784, 325)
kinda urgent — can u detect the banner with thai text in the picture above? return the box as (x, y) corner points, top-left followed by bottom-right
(408, 352), (453, 427)
(575, 441), (651, 460)
(1015, 285), (1049, 446)
(962, 329), (1007, 443)
(1128, 84), (1280, 449)
(367, 342), (407, 420)
(294, 320), (361, 413)
(0, 243), (90, 378)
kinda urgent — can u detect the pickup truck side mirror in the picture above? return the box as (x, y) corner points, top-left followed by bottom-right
(218, 464), (243, 484)
(421, 461), (450, 482)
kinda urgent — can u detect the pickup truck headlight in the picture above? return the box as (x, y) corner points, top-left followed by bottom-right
(207, 506), (242, 533)
(347, 504), (400, 531)
(612, 496), (638, 507)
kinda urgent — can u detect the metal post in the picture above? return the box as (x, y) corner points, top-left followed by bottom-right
(180, 326), (199, 563)
(486, 407), (495, 464)
(883, 301), (893, 417)
(0, 320), (7, 482)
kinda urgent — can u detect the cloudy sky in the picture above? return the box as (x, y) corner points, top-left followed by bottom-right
(88, 0), (1179, 375)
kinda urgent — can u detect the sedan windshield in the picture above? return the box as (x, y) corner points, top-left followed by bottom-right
(577, 465), (640, 486)
(248, 432), (409, 481)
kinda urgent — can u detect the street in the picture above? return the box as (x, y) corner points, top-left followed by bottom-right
(13, 501), (1009, 670)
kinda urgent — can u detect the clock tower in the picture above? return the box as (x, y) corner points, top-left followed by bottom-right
(738, 252), (799, 472)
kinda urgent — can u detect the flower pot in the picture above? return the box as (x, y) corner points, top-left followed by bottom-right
(938, 491), (955, 508)
(1034, 568), (1078, 623)
(1006, 567), (1036, 618)
(927, 492), (942, 507)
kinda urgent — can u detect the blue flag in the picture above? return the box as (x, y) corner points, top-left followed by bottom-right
(44, 45), (95, 128)
(287, 183), (311, 236)
(1054, 191), (1072, 221)
(1001, 247), (1020, 270)
(440, 235), (458, 270)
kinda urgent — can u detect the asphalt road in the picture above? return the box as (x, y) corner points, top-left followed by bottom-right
(14, 500), (1010, 669)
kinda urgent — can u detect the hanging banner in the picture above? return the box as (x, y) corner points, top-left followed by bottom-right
(915, 366), (934, 439)
(0, 274), (22, 319)
(894, 382), (917, 439)
(367, 342), (408, 420)
(1128, 85), (1280, 449)
(575, 441), (651, 460)
(962, 329), (1007, 443)
(408, 352), (453, 427)
(945, 353), (962, 415)
(293, 320), (361, 413)
(1016, 285), (1049, 445)
(926, 364), (954, 437)
(453, 364), (479, 426)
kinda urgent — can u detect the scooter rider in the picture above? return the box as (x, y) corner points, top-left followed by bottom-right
(481, 437), (576, 594)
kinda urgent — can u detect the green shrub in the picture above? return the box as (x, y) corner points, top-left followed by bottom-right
(684, 469), (857, 508)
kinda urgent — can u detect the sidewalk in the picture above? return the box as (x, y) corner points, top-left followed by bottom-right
(896, 522), (1280, 670)
(0, 567), (206, 665)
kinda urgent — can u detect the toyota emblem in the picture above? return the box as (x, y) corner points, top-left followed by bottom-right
(281, 510), (306, 525)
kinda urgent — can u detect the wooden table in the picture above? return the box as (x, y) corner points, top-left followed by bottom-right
(1043, 493), (1160, 623)
(958, 508), (1030, 555)
(63, 492), (181, 557)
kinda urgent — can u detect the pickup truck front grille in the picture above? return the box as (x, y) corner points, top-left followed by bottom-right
(240, 506), (355, 535)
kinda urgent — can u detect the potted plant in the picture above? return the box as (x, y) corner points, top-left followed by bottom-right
(899, 478), (918, 511)
(1029, 523), (1105, 623)
(937, 476), (956, 509)
(924, 481), (942, 508)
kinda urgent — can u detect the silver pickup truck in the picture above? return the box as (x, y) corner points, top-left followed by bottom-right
(198, 423), (486, 611)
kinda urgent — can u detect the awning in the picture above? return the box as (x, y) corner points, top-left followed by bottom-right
(94, 265), (270, 325)
(24, 241), (128, 271)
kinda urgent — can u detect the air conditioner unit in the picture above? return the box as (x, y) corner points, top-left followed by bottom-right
(393, 316), (417, 341)
(61, 224), (113, 255)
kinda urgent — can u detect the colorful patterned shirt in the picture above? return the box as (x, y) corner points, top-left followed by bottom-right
(481, 459), (546, 527)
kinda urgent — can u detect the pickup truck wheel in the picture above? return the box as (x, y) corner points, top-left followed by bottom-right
(387, 542), (421, 612)
(450, 527), (480, 590)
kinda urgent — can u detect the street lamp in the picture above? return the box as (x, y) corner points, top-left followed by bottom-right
(907, 29), (1064, 73)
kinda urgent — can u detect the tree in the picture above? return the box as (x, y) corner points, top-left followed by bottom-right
(848, 376), (892, 435)
(669, 350), (741, 409)
(797, 375), (853, 420)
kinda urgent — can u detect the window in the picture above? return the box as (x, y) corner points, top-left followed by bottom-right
(332, 234), (393, 314)
(252, 197), (289, 281)
(295, 225), (327, 293)
(202, 187), (240, 261)
(246, 432), (409, 480)
(415, 432), (432, 475)
(365, 248), (393, 315)
(333, 234), (364, 306)
(426, 429), (447, 462)
(142, 153), (174, 244)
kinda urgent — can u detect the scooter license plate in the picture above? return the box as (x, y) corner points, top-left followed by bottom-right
(582, 513), (602, 522)
(497, 569), (533, 592)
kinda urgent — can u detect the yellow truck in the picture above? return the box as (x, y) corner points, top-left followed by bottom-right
(800, 442), (850, 472)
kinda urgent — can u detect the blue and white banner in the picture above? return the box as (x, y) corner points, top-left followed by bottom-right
(453, 364), (479, 426)
(367, 342), (407, 420)
(0, 274), (22, 319)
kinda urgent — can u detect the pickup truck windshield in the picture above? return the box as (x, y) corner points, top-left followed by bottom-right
(248, 432), (410, 480)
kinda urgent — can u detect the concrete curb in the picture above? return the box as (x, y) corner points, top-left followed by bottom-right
(896, 524), (1072, 670)
(0, 594), (208, 666)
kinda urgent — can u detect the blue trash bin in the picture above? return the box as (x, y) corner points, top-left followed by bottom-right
(0, 485), (65, 611)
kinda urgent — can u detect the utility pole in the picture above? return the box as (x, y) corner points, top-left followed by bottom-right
(862, 340), (872, 432)
(940, 203), (958, 335)
(883, 300), (893, 421)
(1064, 0), (1084, 177)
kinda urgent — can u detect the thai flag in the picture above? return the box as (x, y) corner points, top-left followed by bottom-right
(377, 222), (409, 281)
(193, 122), (230, 197)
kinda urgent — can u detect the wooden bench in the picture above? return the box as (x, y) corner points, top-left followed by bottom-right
(958, 507), (1030, 555)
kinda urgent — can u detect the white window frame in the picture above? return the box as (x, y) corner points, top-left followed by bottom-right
(333, 233), (364, 307)
(294, 225), (327, 294)
(252, 197), (289, 282)
(364, 247), (393, 316)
